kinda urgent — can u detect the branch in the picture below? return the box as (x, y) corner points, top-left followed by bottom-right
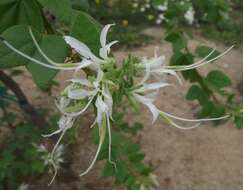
(0, 70), (48, 128)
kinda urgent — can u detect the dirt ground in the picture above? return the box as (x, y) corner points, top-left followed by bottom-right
(13, 28), (243, 190)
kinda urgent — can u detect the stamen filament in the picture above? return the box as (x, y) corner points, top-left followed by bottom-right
(106, 114), (117, 169)
(159, 110), (230, 122)
(80, 115), (106, 177)
(164, 46), (233, 71)
(160, 112), (201, 130)
(28, 27), (81, 67)
(58, 95), (95, 117)
(48, 129), (67, 185)
(2, 40), (77, 70)
(164, 48), (216, 70)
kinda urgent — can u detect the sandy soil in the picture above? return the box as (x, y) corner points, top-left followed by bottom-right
(12, 28), (243, 190)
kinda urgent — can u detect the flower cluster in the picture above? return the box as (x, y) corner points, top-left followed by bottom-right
(1, 24), (233, 184)
(130, 0), (196, 25)
(18, 183), (29, 190)
(34, 143), (65, 171)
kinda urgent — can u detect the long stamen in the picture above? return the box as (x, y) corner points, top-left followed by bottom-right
(28, 27), (81, 67)
(42, 129), (62, 138)
(57, 95), (95, 117)
(160, 112), (201, 130)
(164, 48), (216, 70)
(106, 114), (117, 169)
(165, 46), (233, 71)
(79, 138), (103, 177)
(1, 39), (77, 70)
(48, 129), (67, 185)
(80, 116), (106, 177)
(160, 110), (230, 122)
(167, 117), (201, 130)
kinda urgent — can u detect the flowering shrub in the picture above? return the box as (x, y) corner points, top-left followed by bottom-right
(0, 1), (243, 190)
(90, 0), (229, 26)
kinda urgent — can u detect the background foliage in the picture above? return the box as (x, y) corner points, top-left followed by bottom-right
(0, 0), (243, 189)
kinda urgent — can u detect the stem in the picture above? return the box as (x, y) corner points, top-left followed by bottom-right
(0, 70), (48, 128)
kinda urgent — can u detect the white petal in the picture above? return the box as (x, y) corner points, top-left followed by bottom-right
(142, 56), (165, 69)
(103, 86), (113, 118)
(135, 82), (171, 93)
(99, 46), (108, 60)
(93, 70), (104, 88)
(68, 89), (96, 100)
(68, 78), (92, 87)
(144, 102), (159, 123)
(160, 110), (230, 122)
(74, 59), (92, 75)
(64, 36), (103, 63)
(95, 96), (108, 127)
(62, 95), (95, 117)
(42, 129), (62, 138)
(58, 115), (74, 130)
(152, 69), (183, 85)
(145, 91), (159, 100)
(100, 24), (114, 47)
(139, 58), (151, 84)
(134, 93), (159, 123)
(99, 41), (118, 59)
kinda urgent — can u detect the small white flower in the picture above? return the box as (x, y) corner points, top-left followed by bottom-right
(132, 3), (138, 8)
(157, 1), (168, 12)
(1, 22), (234, 185)
(156, 19), (162, 25)
(184, 6), (195, 25)
(64, 24), (118, 71)
(18, 183), (29, 190)
(133, 48), (233, 128)
(140, 7), (145, 12)
(145, 4), (150, 8)
(1, 24), (117, 72)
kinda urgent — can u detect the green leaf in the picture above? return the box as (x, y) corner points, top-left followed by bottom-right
(186, 85), (209, 105)
(205, 70), (232, 89)
(0, 25), (41, 69)
(170, 52), (199, 82)
(0, 0), (44, 33)
(26, 35), (68, 90)
(120, 122), (143, 135)
(71, 0), (89, 11)
(165, 32), (187, 52)
(103, 161), (116, 177)
(37, 0), (72, 24)
(196, 46), (220, 60)
(128, 153), (145, 162)
(71, 11), (101, 55)
(0, 25), (68, 90)
(234, 115), (243, 129)
(31, 160), (45, 173)
(115, 161), (129, 184)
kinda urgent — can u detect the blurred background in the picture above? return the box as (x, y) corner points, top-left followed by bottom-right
(0, 0), (243, 190)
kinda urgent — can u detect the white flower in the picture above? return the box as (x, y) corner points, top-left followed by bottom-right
(140, 7), (145, 12)
(133, 48), (233, 129)
(132, 3), (138, 8)
(184, 6), (195, 25)
(1, 22), (234, 184)
(156, 19), (162, 25)
(43, 115), (75, 138)
(1, 24), (117, 72)
(80, 84), (115, 177)
(145, 4), (150, 8)
(157, 1), (168, 12)
(18, 183), (29, 190)
(65, 24), (117, 65)
(138, 53), (182, 85)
